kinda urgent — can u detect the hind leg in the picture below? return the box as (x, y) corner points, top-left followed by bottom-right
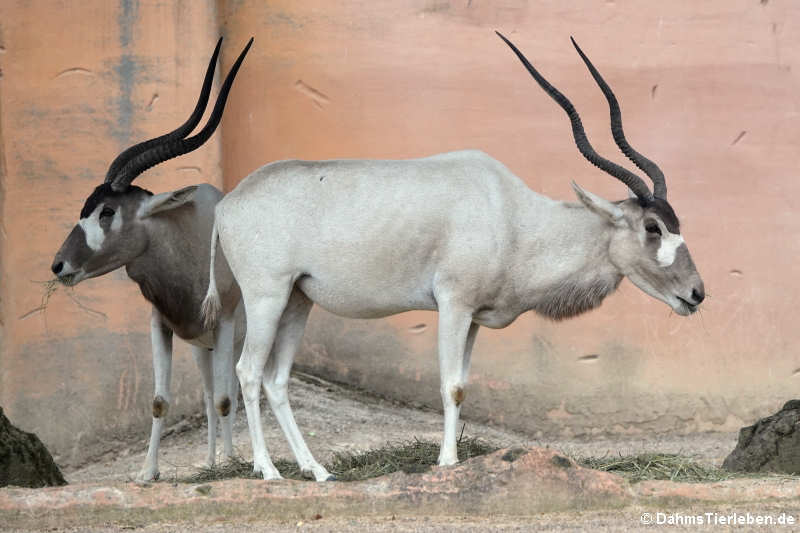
(236, 282), (293, 480)
(262, 288), (332, 481)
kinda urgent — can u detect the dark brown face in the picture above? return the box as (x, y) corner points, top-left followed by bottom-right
(51, 185), (152, 286)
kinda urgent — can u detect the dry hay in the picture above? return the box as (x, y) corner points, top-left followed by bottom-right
(580, 452), (757, 483)
(19, 278), (106, 321)
(183, 436), (498, 483)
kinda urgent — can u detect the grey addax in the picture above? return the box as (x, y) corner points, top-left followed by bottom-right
(202, 34), (704, 481)
(51, 38), (252, 481)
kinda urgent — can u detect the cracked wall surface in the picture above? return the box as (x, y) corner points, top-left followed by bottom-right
(0, 1), (223, 466)
(2, 0), (800, 464)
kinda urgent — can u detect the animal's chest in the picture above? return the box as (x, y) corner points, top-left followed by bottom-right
(183, 329), (215, 349)
(471, 302), (524, 329)
(134, 277), (205, 341)
(160, 313), (206, 344)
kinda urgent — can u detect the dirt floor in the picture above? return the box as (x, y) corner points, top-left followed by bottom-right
(9, 506), (800, 533)
(5, 374), (799, 532)
(65, 373), (737, 484)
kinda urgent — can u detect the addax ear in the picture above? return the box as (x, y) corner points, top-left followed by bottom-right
(138, 185), (198, 218)
(571, 182), (624, 225)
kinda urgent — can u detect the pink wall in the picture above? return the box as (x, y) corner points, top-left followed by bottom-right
(0, 1), (224, 465)
(1, 1), (798, 462)
(219, 0), (800, 437)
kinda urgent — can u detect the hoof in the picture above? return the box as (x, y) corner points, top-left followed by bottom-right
(255, 467), (282, 481)
(302, 464), (333, 482)
(137, 469), (160, 482)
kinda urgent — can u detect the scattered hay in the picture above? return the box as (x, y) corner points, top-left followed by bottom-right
(183, 444), (790, 486)
(19, 278), (60, 320)
(327, 436), (497, 481)
(183, 436), (498, 484)
(183, 456), (299, 483)
(579, 453), (735, 483)
(19, 278), (106, 321)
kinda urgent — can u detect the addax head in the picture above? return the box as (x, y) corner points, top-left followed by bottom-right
(51, 37), (253, 286)
(497, 32), (704, 315)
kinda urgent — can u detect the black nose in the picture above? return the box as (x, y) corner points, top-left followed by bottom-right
(691, 286), (705, 305)
(52, 261), (63, 275)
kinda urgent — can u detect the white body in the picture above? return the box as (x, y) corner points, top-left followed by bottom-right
(205, 149), (703, 480)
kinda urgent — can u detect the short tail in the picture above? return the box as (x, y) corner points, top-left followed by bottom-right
(201, 221), (221, 330)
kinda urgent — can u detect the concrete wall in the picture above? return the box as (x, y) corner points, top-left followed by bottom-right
(2, 1), (799, 463)
(220, 0), (800, 438)
(0, 1), (224, 466)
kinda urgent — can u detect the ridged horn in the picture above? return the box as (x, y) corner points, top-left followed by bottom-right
(496, 31), (654, 203)
(109, 37), (253, 192)
(570, 37), (667, 199)
(104, 38), (223, 184)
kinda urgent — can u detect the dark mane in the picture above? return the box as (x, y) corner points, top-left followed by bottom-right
(531, 275), (623, 321)
(649, 197), (680, 234)
(80, 183), (152, 219)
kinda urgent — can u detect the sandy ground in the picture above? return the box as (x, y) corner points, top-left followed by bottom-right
(65, 372), (738, 485)
(11, 374), (794, 533)
(11, 505), (800, 533)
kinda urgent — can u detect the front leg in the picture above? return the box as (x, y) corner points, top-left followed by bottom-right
(436, 299), (480, 466)
(139, 307), (173, 482)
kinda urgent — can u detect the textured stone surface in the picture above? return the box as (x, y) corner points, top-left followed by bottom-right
(2, 446), (799, 530)
(722, 400), (800, 474)
(0, 447), (624, 528)
(0, 407), (66, 488)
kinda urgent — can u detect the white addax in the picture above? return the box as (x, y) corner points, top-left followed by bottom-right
(202, 33), (705, 481)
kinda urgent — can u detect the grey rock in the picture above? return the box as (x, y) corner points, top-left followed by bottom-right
(0, 406), (67, 487)
(722, 400), (800, 474)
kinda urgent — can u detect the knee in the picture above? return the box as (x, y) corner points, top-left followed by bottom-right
(152, 395), (169, 418)
(264, 380), (288, 408)
(443, 385), (465, 407)
(215, 395), (232, 417)
(236, 367), (260, 400)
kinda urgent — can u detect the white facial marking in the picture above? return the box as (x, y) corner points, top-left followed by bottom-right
(78, 206), (105, 251)
(657, 231), (684, 267)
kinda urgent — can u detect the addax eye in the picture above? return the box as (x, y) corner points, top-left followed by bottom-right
(100, 207), (115, 219)
(645, 221), (662, 236)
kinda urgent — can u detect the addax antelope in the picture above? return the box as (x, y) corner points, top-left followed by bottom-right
(52, 38), (252, 481)
(202, 33), (704, 481)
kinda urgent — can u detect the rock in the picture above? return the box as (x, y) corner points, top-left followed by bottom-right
(0, 407), (67, 487)
(2, 446), (800, 530)
(722, 399), (800, 474)
(0, 447), (627, 528)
